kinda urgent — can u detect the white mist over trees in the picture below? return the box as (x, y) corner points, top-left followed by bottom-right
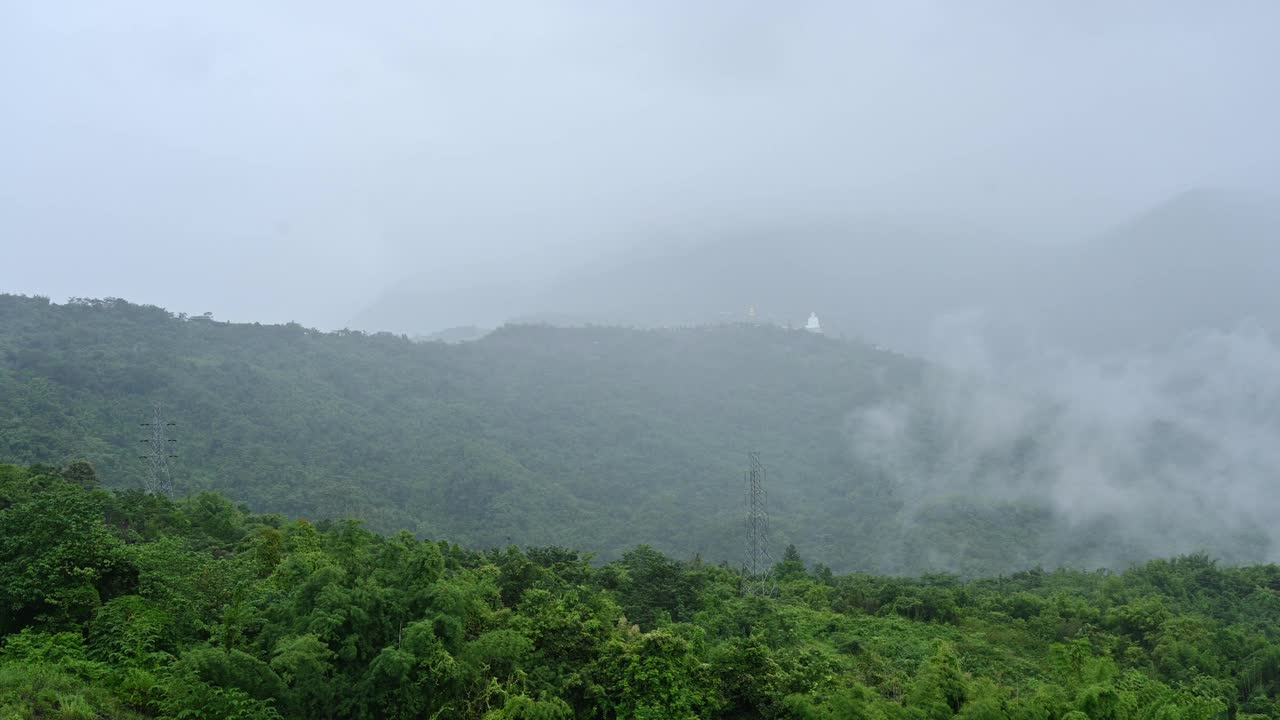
(853, 323), (1280, 568)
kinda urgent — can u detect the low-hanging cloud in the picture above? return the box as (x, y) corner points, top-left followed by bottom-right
(849, 316), (1280, 570)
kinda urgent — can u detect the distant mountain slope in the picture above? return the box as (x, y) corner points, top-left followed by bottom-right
(353, 217), (1028, 351)
(355, 190), (1280, 360)
(535, 189), (1280, 357)
(1, 294), (1274, 574)
(1022, 189), (1280, 353)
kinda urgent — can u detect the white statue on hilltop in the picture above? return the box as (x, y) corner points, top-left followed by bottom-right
(805, 312), (823, 334)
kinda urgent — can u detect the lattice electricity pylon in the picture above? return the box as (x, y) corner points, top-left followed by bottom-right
(743, 451), (776, 596)
(139, 402), (177, 496)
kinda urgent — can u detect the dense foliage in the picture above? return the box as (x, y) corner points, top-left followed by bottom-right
(3, 463), (1279, 719)
(1, 293), (922, 572)
(0, 294), (1270, 575)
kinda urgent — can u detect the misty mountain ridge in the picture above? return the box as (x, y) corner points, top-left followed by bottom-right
(356, 188), (1280, 362)
(355, 213), (1032, 347)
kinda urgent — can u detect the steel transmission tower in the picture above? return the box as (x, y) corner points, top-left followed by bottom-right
(743, 451), (775, 596)
(139, 402), (177, 496)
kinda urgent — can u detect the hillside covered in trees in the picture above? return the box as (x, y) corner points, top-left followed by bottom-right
(3, 463), (1280, 719)
(1, 294), (1272, 575)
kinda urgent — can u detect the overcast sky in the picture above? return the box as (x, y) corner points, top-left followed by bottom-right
(2, 1), (1277, 328)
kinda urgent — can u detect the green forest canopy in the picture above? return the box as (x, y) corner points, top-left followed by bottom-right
(3, 462), (1279, 719)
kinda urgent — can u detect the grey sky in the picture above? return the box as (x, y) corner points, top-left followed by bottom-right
(2, 1), (1277, 328)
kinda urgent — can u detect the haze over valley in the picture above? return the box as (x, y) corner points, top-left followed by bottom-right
(4, 3), (1280, 718)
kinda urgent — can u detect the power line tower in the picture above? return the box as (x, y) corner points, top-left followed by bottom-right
(139, 402), (177, 496)
(743, 451), (775, 596)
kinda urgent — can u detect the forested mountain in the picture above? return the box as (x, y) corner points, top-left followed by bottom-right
(4, 463), (1280, 719)
(0, 293), (1273, 575)
(0, 293), (921, 570)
